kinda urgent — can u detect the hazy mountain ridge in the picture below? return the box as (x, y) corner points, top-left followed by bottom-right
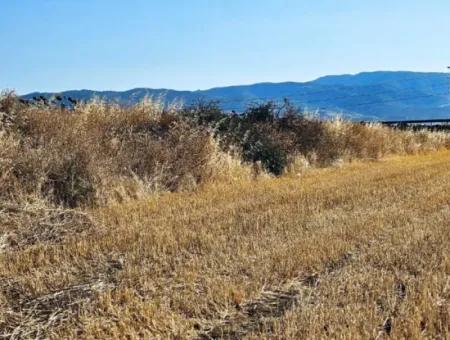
(23, 71), (450, 121)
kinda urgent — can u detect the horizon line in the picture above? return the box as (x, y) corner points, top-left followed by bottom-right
(20, 69), (446, 96)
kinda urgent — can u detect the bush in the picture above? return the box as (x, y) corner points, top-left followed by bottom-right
(181, 100), (225, 126)
(241, 129), (287, 176)
(243, 101), (277, 123)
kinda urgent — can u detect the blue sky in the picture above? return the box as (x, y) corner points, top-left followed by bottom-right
(1, 0), (450, 94)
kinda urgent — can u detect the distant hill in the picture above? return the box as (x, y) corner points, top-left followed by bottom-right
(23, 71), (450, 121)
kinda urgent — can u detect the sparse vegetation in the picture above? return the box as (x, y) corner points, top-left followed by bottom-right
(1, 91), (450, 338)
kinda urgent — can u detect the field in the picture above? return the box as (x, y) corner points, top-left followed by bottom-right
(1, 95), (450, 338)
(1, 149), (449, 338)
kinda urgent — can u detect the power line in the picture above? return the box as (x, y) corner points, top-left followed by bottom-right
(207, 84), (448, 111)
(199, 74), (448, 106)
(215, 90), (449, 114)
(447, 66), (450, 94)
(295, 81), (447, 105)
(339, 91), (448, 108)
(177, 72), (450, 117)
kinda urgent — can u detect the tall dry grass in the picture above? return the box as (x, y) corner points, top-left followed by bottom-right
(1, 93), (247, 208)
(320, 118), (450, 164)
(1, 93), (449, 208)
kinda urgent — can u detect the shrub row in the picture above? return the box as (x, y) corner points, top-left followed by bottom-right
(1, 92), (449, 208)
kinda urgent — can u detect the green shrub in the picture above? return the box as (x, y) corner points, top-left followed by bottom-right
(181, 100), (225, 126)
(243, 140), (286, 175)
(243, 101), (277, 123)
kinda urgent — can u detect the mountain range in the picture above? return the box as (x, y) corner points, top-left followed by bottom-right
(23, 71), (450, 121)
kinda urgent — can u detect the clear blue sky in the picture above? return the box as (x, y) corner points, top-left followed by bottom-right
(1, 0), (450, 94)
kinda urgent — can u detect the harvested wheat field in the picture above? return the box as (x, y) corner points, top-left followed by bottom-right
(1, 150), (449, 338)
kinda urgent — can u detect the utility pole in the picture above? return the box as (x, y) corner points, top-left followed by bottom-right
(447, 66), (450, 95)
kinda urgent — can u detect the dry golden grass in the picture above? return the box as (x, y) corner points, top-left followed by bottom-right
(1, 93), (450, 337)
(1, 150), (449, 338)
(2, 93), (449, 210)
(0, 96), (227, 207)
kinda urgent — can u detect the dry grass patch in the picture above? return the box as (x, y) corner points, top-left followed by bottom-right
(2, 151), (447, 337)
(0, 202), (94, 252)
